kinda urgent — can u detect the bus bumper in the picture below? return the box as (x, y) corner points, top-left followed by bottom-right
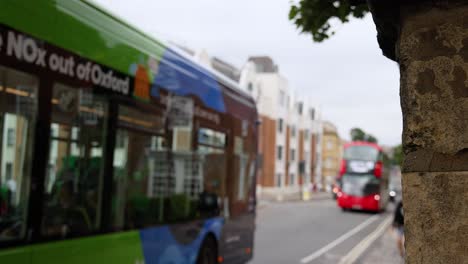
(337, 194), (380, 211)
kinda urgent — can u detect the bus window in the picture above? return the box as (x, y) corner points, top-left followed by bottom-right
(42, 83), (107, 239)
(112, 105), (167, 230)
(196, 128), (226, 219)
(0, 66), (37, 241)
(344, 145), (379, 161)
(341, 173), (380, 197)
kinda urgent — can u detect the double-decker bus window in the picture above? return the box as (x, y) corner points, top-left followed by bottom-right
(112, 105), (167, 230)
(0, 66), (38, 241)
(42, 83), (107, 239)
(344, 145), (379, 161)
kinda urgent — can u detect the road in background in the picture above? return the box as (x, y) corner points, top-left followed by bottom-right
(250, 198), (401, 264)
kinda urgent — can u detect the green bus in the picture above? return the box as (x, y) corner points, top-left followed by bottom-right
(0, 1), (258, 263)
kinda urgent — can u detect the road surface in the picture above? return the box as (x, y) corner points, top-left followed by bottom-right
(250, 198), (401, 264)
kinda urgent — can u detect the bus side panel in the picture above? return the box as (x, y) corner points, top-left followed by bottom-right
(0, 247), (31, 264)
(139, 217), (223, 264)
(30, 231), (144, 264)
(221, 213), (255, 264)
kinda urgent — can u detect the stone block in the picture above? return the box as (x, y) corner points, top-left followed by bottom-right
(403, 149), (433, 172)
(403, 172), (468, 264)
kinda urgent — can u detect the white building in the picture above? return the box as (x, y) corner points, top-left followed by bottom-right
(239, 56), (322, 200)
(181, 50), (326, 200)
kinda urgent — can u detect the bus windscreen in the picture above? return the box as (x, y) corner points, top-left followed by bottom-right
(341, 174), (380, 196)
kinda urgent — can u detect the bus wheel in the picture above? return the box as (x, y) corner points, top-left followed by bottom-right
(197, 236), (217, 264)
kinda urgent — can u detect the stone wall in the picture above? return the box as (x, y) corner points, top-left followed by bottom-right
(398, 3), (468, 263)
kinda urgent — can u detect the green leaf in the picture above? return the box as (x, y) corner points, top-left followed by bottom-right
(288, 0), (369, 43)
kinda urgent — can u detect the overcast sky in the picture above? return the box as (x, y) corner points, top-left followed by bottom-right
(94, 0), (402, 146)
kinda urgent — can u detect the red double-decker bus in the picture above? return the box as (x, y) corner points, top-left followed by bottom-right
(336, 141), (389, 212)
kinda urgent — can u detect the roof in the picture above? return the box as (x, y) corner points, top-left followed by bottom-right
(323, 121), (338, 134)
(248, 56), (279, 73)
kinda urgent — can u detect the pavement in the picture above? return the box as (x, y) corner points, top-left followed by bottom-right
(251, 198), (403, 264)
(357, 227), (404, 264)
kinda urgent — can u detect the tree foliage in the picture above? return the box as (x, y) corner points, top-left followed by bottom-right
(350, 127), (377, 143)
(392, 144), (403, 166)
(366, 135), (377, 143)
(350, 128), (366, 141)
(289, 0), (369, 42)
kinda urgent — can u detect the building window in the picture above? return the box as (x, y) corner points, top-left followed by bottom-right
(278, 119), (283, 133)
(184, 172), (202, 199)
(276, 173), (282, 187)
(247, 82), (253, 92)
(299, 161), (305, 174)
(290, 149), (295, 162)
(277, 146), (283, 160)
(5, 163), (12, 180)
(279, 90), (285, 106)
(304, 129), (309, 141)
(6, 128), (15, 147)
(291, 126), (296, 138)
(290, 174), (295, 185)
(327, 140), (333, 150)
(310, 108), (315, 120)
(298, 102), (303, 115)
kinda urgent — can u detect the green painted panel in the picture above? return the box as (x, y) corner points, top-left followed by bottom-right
(30, 231), (144, 264)
(0, 247), (31, 264)
(0, 0), (166, 79)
